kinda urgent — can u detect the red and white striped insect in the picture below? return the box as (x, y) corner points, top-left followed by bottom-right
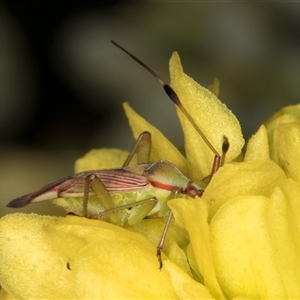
(7, 41), (229, 268)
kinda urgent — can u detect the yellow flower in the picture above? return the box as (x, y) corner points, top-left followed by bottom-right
(264, 104), (300, 183)
(0, 51), (299, 299)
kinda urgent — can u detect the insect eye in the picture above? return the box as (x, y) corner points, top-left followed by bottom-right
(186, 183), (203, 198)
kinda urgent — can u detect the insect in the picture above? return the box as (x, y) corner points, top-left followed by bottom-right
(7, 41), (229, 268)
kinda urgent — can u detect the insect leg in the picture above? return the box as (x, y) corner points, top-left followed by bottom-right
(156, 209), (173, 269)
(154, 186), (181, 269)
(90, 197), (158, 223)
(204, 136), (230, 184)
(220, 136), (229, 167)
(83, 132), (152, 220)
(122, 131), (151, 167)
(83, 174), (115, 218)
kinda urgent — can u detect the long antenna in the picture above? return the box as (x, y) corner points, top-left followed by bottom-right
(111, 40), (219, 157)
(111, 40), (229, 177)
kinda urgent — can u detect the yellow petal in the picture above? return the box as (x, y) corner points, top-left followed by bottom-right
(210, 195), (287, 299)
(203, 160), (286, 219)
(163, 260), (216, 299)
(273, 122), (300, 183)
(266, 179), (300, 298)
(244, 125), (269, 161)
(75, 148), (131, 173)
(0, 213), (178, 299)
(0, 289), (15, 300)
(169, 52), (244, 180)
(208, 77), (220, 98)
(124, 218), (192, 277)
(264, 104), (300, 126)
(123, 102), (188, 175)
(168, 198), (226, 299)
(264, 104), (300, 160)
(211, 178), (300, 299)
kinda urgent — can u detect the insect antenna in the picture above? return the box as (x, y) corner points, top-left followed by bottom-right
(111, 40), (226, 176)
(221, 136), (229, 166)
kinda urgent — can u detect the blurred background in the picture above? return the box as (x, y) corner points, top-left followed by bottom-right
(1, 1), (300, 216)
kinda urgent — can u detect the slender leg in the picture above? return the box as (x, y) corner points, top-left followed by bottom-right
(154, 187), (181, 269)
(122, 131), (151, 167)
(220, 136), (229, 167)
(90, 197), (158, 220)
(82, 132), (152, 218)
(83, 173), (115, 218)
(203, 136), (230, 184)
(156, 209), (173, 269)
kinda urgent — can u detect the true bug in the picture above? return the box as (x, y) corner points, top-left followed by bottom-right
(7, 41), (229, 268)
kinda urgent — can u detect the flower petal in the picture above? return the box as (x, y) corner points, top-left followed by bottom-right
(264, 103), (300, 160)
(168, 198), (226, 299)
(0, 213), (179, 299)
(266, 178), (300, 298)
(273, 122), (300, 183)
(244, 125), (269, 161)
(124, 218), (192, 277)
(0, 289), (15, 300)
(123, 102), (188, 174)
(75, 148), (132, 172)
(208, 77), (220, 97)
(203, 160), (286, 219)
(210, 195), (287, 299)
(211, 179), (300, 299)
(169, 52), (244, 180)
(163, 260), (216, 299)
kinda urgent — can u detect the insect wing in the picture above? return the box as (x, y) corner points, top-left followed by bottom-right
(7, 168), (150, 208)
(93, 168), (149, 191)
(6, 176), (74, 208)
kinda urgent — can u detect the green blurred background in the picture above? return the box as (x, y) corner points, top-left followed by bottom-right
(1, 1), (300, 216)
